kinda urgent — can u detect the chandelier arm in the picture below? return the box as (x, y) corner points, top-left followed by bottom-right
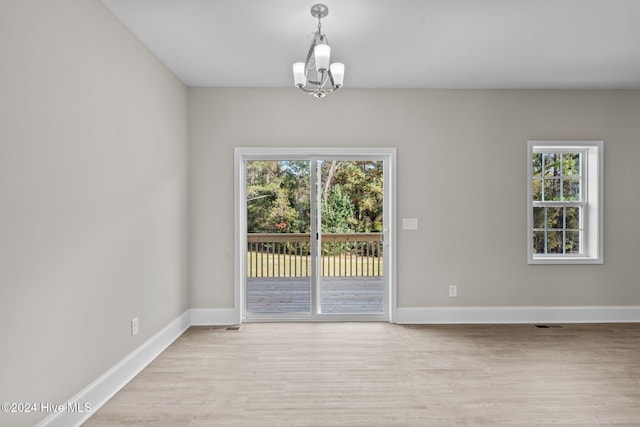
(327, 69), (336, 88)
(320, 70), (339, 92)
(302, 34), (321, 86)
(296, 85), (317, 94)
(296, 85), (337, 97)
(297, 85), (334, 95)
(304, 38), (316, 69)
(305, 66), (322, 86)
(318, 70), (326, 90)
(300, 71), (339, 94)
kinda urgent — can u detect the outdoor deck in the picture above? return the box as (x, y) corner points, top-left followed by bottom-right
(246, 277), (384, 314)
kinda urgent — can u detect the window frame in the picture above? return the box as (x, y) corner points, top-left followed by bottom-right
(527, 140), (603, 265)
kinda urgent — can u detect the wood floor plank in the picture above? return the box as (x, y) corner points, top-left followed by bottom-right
(84, 323), (640, 426)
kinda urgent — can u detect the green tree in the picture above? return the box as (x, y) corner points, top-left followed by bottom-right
(247, 161), (302, 233)
(247, 160), (384, 234)
(321, 184), (356, 233)
(282, 161), (311, 233)
(324, 161), (383, 232)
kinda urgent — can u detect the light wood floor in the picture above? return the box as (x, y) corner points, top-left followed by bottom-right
(84, 323), (640, 426)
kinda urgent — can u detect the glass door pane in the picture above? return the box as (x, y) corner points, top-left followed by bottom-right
(318, 160), (385, 314)
(245, 160), (312, 315)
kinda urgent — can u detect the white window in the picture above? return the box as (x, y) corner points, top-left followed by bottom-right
(527, 141), (603, 264)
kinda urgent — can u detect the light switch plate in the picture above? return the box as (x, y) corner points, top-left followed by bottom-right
(402, 218), (418, 230)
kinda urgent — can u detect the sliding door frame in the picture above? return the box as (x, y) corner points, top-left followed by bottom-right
(234, 147), (397, 323)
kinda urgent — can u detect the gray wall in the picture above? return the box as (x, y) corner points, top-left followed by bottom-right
(189, 88), (640, 309)
(0, 1), (189, 425)
(3, 0), (640, 424)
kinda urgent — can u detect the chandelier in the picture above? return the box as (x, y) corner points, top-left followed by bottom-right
(292, 4), (345, 98)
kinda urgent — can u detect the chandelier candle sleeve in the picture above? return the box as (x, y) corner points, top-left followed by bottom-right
(292, 4), (344, 98)
(293, 63), (306, 86)
(313, 44), (331, 71)
(330, 63), (344, 86)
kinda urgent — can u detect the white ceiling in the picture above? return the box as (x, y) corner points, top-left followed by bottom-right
(101, 0), (640, 89)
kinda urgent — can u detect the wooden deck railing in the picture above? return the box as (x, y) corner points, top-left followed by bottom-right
(247, 233), (383, 278)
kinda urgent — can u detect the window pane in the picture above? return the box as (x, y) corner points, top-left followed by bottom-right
(532, 231), (545, 254)
(533, 207), (545, 229)
(543, 153), (560, 177)
(562, 153), (581, 177)
(566, 207), (580, 229)
(546, 231), (563, 253)
(562, 178), (580, 201)
(543, 178), (561, 201)
(532, 179), (542, 201)
(532, 153), (542, 177)
(565, 231), (580, 254)
(546, 207), (563, 228)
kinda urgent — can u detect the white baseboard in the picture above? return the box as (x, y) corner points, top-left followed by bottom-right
(38, 310), (191, 427)
(190, 308), (239, 325)
(395, 306), (640, 324)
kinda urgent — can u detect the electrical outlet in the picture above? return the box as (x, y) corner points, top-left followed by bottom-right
(449, 285), (457, 297)
(131, 317), (139, 336)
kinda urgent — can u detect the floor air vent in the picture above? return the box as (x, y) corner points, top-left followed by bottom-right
(534, 324), (562, 329)
(205, 326), (242, 332)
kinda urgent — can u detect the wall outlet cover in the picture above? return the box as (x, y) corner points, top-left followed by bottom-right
(131, 317), (139, 336)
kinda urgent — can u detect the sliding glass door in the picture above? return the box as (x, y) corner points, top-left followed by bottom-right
(238, 149), (393, 321)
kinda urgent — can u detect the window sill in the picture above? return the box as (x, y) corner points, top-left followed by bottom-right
(528, 256), (603, 265)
